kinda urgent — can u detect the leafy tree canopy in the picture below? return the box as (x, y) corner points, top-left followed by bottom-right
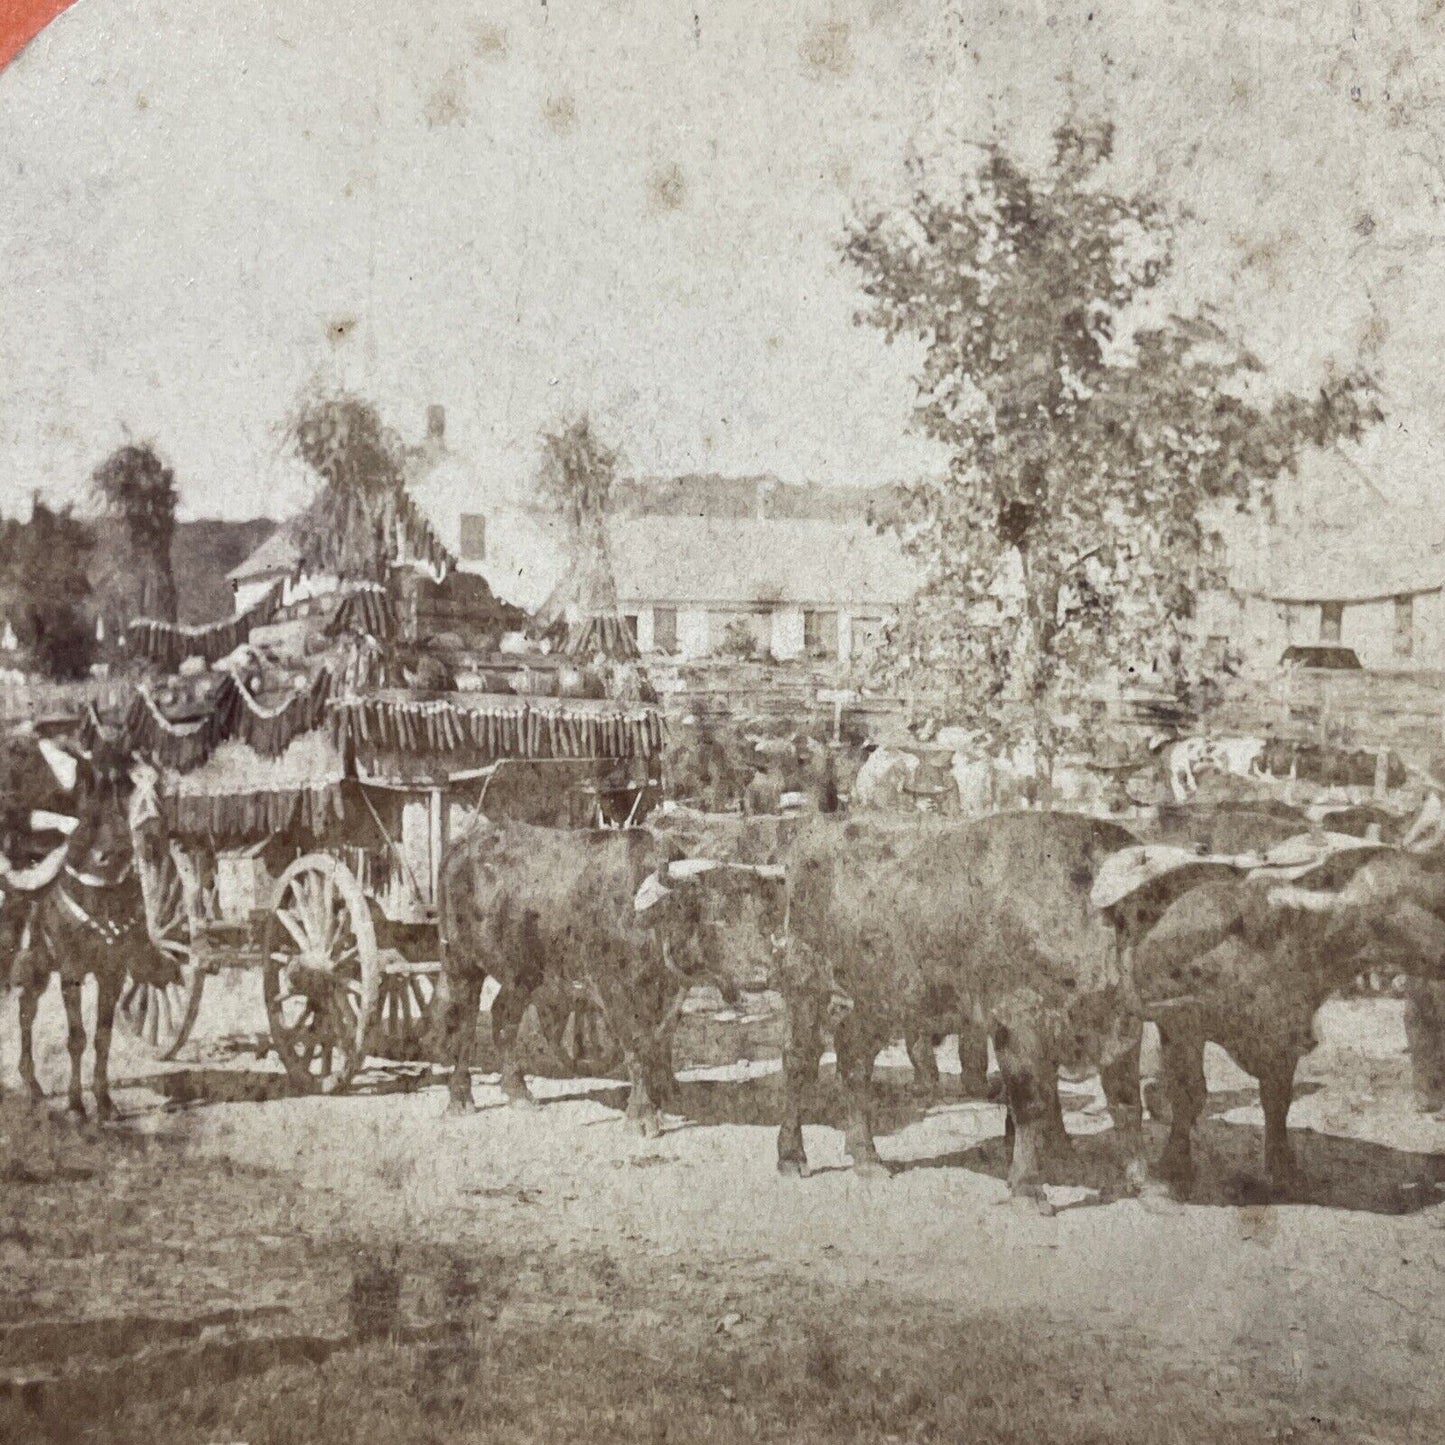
(844, 120), (1381, 762)
(0, 497), (97, 680)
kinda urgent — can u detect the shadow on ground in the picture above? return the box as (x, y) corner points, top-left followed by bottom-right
(109, 1040), (1445, 1216)
(896, 1115), (1445, 1217)
(126, 1066), (442, 1109)
(666, 1068), (1445, 1215)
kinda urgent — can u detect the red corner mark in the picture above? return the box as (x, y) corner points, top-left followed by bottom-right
(1, 0), (81, 74)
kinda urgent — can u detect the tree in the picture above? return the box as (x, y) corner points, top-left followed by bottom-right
(843, 120), (1381, 777)
(533, 415), (636, 658)
(91, 443), (179, 624)
(0, 497), (97, 679)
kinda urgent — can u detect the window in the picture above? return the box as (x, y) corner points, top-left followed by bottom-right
(623, 614), (639, 643)
(710, 610), (768, 658)
(803, 609), (839, 657)
(1319, 601), (1344, 645)
(1395, 594), (1415, 659)
(459, 514), (486, 561)
(852, 616), (884, 652)
(653, 607), (678, 653)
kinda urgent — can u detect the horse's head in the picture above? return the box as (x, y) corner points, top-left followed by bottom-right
(65, 740), (137, 887)
(57, 743), (181, 988)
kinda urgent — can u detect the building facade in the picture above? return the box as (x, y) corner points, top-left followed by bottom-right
(463, 508), (918, 664)
(1195, 446), (1445, 674)
(226, 449), (920, 666)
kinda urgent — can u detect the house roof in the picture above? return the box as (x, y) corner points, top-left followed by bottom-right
(1254, 535), (1445, 604)
(1242, 446), (1445, 603)
(227, 527), (301, 582)
(609, 516), (920, 609)
(229, 492), (924, 610)
(1198, 444), (1445, 604)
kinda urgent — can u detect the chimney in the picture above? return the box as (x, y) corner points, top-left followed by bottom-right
(426, 404), (446, 446)
(755, 477), (776, 521)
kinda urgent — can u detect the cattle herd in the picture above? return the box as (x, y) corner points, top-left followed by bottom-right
(435, 780), (1445, 1209)
(6, 721), (1445, 1213)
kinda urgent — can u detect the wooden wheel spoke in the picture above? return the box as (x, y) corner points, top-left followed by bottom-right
(120, 845), (206, 1060)
(157, 876), (183, 932)
(307, 877), (332, 948)
(265, 856), (378, 1093)
(275, 906), (313, 955)
(321, 873), (338, 948)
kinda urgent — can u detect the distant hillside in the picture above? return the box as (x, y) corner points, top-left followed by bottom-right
(172, 519), (278, 623)
(89, 517), (279, 632)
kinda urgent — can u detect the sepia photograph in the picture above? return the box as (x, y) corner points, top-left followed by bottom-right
(4, 1), (1445, 1439)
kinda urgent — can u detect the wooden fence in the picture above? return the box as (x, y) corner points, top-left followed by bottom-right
(1208, 668), (1445, 761)
(0, 677), (125, 725)
(5, 659), (1441, 778)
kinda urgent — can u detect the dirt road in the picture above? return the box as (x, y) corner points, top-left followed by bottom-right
(6, 978), (1445, 1438)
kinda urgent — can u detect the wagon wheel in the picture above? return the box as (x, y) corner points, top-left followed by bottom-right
(119, 843), (207, 1059)
(373, 966), (440, 1062)
(263, 853), (380, 1094)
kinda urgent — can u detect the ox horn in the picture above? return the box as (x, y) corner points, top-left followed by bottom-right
(29, 809), (78, 836)
(665, 858), (721, 882)
(1268, 863), (1385, 914)
(36, 738), (78, 794)
(742, 863), (787, 882)
(1267, 884), (1342, 913)
(633, 872), (674, 913)
(1405, 793), (1445, 853)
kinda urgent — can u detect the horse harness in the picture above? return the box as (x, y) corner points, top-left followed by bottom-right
(27, 862), (144, 967)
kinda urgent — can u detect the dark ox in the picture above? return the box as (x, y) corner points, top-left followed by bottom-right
(1101, 815), (1445, 1198)
(646, 806), (994, 1103)
(702, 811), (1155, 1202)
(1142, 799), (1405, 856)
(434, 820), (778, 1135)
(3, 734), (179, 1120)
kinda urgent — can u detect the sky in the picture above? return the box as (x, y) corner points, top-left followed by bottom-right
(3, 0), (1445, 522)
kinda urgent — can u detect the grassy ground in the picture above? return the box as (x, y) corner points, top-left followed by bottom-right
(4, 1099), (1444, 1445)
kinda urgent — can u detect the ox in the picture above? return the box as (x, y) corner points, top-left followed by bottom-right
(1097, 811), (1445, 1197)
(697, 811), (1155, 1203)
(435, 821), (778, 1136)
(1154, 735), (1267, 804)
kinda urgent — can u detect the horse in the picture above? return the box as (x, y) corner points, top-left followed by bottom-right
(4, 734), (179, 1120)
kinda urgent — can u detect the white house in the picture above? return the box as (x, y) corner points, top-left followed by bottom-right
(226, 422), (921, 664)
(459, 506), (921, 663)
(615, 514), (919, 663)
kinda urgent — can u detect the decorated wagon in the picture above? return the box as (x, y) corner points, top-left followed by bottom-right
(94, 585), (666, 1094)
